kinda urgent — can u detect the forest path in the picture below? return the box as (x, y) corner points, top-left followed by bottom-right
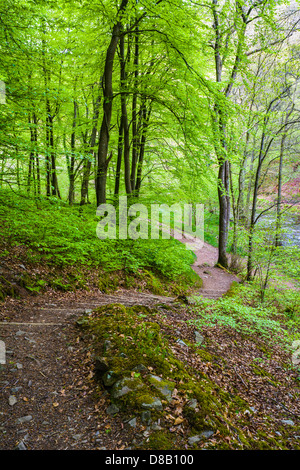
(189, 240), (240, 300)
(0, 241), (239, 450)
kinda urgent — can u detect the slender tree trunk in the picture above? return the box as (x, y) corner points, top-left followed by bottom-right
(246, 128), (266, 280)
(32, 113), (40, 196)
(275, 133), (286, 247)
(27, 115), (35, 194)
(130, 25), (139, 191)
(80, 95), (101, 206)
(68, 99), (77, 205)
(49, 118), (60, 198)
(217, 159), (230, 268)
(114, 115), (124, 197)
(245, 144), (256, 224)
(275, 106), (293, 246)
(45, 99), (51, 197)
(36, 157), (41, 195)
(135, 102), (151, 195)
(119, 30), (132, 196)
(95, 0), (128, 206)
(16, 156), (20, 189)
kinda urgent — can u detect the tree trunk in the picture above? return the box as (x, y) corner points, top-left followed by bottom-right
(135, 102), (151, 195)
(68, 99), (77, 205)
(49, 120), (60, 198)
(27, 115), (35, 194)
(275, 106), (293, 246)
(275, 132), (286, 247)
(246, 129), (266, 280)
(95, 0), (128, 205)
(217, 159), (230, 268)
(130, 26), (139, 191)
(212, 100), (230, 269)
(114, 115), (124, 197)
(45, 98), (51, 197)
(80, 95), (101, 206)
(119, 30), (132, 196)
(32, 113), (40, 196)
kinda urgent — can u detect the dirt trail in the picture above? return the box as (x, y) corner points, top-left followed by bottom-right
(0, 241), (238, 450)
(191, 241), (239, 300)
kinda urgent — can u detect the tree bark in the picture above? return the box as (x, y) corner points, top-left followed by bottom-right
(119, 31), (132, 196)
(68, 99), (77, 205)
(130, 25), (139, 191)
(80, 94), (101, 206)
(95, 0), (129, 206)
(27, 114), (36, 194)
(217, 159), (230, 268)
(211, 0), (249, 268)
(275, 105), (294, 246)
(135, 102), (151, 195)
(114, 115), (124, 197)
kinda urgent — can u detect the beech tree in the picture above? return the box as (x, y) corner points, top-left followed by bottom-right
(1, 0), (300, 284)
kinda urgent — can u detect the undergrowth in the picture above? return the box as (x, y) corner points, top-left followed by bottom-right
(189, 282), (300, 351)
(0, 190), (200, 296)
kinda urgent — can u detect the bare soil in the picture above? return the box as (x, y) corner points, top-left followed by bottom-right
(0, 242), (299, 451)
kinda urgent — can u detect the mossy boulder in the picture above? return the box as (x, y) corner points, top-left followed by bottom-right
(110, 376), (163, 412)
(147, 374), (175, 402)
(102, 371), (119, 387)
(76, 303), (258, 448)
(111, 377), (145, 400)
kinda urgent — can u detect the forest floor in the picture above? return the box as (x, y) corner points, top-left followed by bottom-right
(0, 241), (299, 451)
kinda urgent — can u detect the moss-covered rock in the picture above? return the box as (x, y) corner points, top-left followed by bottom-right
(147, 430), (176, 450)
(111, 377), (145, 399)
(110, 376), (163, 413)
(76, 303), (265, 449)
(147, 374), (175, 402)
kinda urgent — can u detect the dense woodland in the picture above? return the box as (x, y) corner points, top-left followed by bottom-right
(1, 0), (300, 276)
(1, 0), (300, 452)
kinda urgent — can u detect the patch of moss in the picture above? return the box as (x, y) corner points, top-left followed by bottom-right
(50, 277), (74, 292)
(110, 377), (156, 412)
(224, 281), (240, 298)
(147, 430), (176, 450)
(182, 381), (220, 433)
(0, 275), (19, 299)
(77, 303), (258, 447)
(143, 270), (166, 296)
(251, 363), (273, 378)
(98, 271), (120, 293)
(80, 304), (180, 379)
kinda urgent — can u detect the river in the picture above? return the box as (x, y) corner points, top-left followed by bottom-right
(283, 220), (300, 247)
(258, 214), (300, 247)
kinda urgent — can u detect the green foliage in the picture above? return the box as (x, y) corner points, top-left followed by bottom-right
(0, 190), (198, 289)
(203, 210), (219, 247)
(190, 283), (300, 348)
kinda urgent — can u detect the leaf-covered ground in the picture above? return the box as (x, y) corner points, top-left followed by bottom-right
(0, 284), (299, 451)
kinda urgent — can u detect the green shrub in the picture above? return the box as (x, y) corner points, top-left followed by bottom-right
(0, 190), (199, 290)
